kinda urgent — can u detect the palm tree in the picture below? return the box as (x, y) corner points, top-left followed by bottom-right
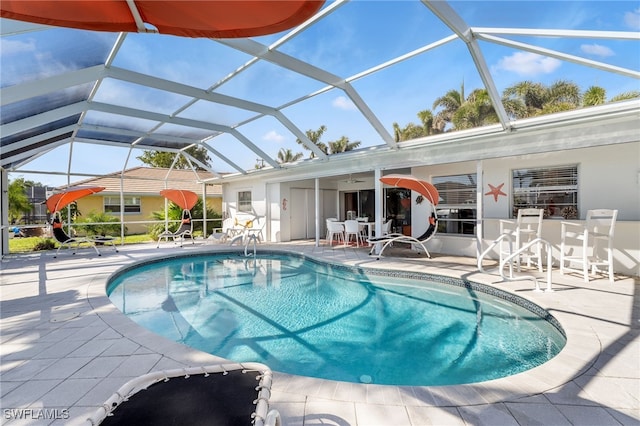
(503, 80), (581, 118)
(392, 109), (438, 142)
(393, 122), (427, 142)
(548, 80), (581, 106)
(417, 109), (435, 132)
(277, 148), (304, 164)
(582, 86), (607, 106)
(432, 82), (465, 131)
(502, 81), (547, 118)
(452, 88), (499, 130)
(296, 125), (328, 158)
(608, 90), (640, 103)
(328, 136), (361, 154)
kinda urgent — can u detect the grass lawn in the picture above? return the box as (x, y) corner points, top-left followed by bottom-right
(9, 234), (155, 254)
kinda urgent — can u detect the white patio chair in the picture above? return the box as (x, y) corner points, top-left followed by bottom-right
(344, 219), (364, 247)
(356, 217), (368, 239)
(560, 209), (618, 283)
(208, 217), (236, 243)
(499, 208), (544, 272)
(326, 221), (344, 246)
(325, 218), (337, 240)
(380, 219), (393, 237)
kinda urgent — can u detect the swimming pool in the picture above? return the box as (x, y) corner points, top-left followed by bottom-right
(107, 251), (565, 386)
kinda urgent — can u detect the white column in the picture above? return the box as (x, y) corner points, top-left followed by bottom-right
(373, 168), (382, 255)
(315, 178), (320, 247)
(476, 160), (484, 260)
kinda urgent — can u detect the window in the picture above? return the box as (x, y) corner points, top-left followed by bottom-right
(104, 196), (141, 214)
(433, 174), (477, 235)
(238, 191), (252, 213)
(512, 165), (578, 219)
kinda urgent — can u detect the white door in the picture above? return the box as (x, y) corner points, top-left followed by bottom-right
(290, 188), (315, 239)
(290, 188), (337, 240)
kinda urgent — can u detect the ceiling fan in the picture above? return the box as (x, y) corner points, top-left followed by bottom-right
(343, 174), (364, 184)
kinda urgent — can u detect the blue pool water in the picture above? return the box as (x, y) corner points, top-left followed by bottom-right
(107, 251), (565, 386)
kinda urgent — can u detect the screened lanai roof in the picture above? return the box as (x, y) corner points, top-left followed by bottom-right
(1, 1), (639, 187)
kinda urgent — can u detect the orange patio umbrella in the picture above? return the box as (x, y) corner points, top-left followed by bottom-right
(160, 189), (198, 210)
(46, 186), (105, 213)
(0, 1), (325, 39)
(380, 174), (440, 206)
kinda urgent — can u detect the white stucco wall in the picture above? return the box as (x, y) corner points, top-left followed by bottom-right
(420, 142), (640, 277)
(219, 142), (639, 277)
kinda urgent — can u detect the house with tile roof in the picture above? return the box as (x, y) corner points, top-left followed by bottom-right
(56, 167), (222, 234)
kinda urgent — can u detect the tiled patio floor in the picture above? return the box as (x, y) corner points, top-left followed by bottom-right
(1, 241), (638, 425)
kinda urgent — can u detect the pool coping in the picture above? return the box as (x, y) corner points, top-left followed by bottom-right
(90, 246), (600, 407)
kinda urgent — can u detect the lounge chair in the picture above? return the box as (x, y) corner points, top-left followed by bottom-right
(368, 212), (438, 259)
(51, 214), (101, 258)
(88, 363), (281, 426)
(157, 209), (194, 248)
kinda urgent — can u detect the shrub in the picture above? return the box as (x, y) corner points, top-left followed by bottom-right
(32, 238), (56, 251)
(77, 211), (125, 236)
(148, 200), (221, 240)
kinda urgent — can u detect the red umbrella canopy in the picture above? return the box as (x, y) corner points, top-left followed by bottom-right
(0, 1), (325, 38)
(46, 186), (105, 213)
(160, 189), (198, 210)
(380, 174), (440, 206)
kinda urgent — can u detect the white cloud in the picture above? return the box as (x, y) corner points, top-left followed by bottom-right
(580, 43), (614, 58)
(332, 96), (356, 111)
(624, 8), (640, 30)
(263, 130), (285, 143)
(0, 37), (35, 55)
(494, 52), (561, 77)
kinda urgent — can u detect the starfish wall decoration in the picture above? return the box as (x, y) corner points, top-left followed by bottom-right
(485, 183), (507, 202)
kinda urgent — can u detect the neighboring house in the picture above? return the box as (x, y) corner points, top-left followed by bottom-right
(56, 167), (222, 234)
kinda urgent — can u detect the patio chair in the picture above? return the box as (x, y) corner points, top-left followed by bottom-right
(560, 209), (618, 283)
(326, 220), (344, 246)
(368, 212), (437, 259)
(208, 217), (236, 243)
(157, 209), (194, 248)
(325, 217), (337, 240)
(51, 213), (101, 258)
(228, 217), (264, 247)
(380, 219), (393, 237)
(88, 362), (281, 426)
(344, 219), (364, 247)
(499, 208), (544, 272)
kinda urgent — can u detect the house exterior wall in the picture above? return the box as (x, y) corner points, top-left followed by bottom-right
(418, 142), (640, 277)
(223, 142), (639, 277)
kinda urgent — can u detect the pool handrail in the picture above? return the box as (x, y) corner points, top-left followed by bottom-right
(478, 233), (554, 292)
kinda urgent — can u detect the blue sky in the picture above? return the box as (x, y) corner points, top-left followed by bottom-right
(2, 1), (639, 188)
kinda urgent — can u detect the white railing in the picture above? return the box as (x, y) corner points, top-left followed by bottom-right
(478, 233), (554, 292)
(244, 233), (258, 257)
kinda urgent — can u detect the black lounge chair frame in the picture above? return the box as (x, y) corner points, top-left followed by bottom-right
(88, 362), (281, 426)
